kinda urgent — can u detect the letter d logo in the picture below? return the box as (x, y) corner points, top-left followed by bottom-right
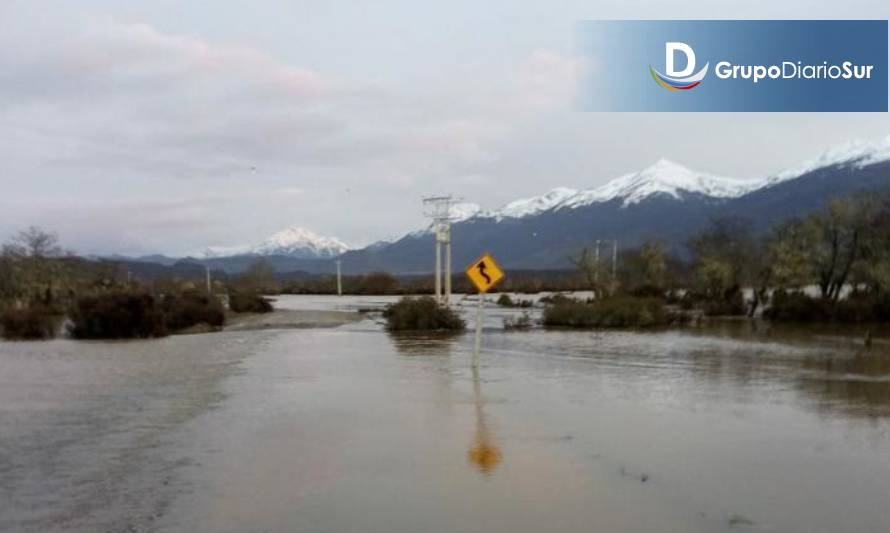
(649, 42), (709, 92)
(666, 42), (695, 77)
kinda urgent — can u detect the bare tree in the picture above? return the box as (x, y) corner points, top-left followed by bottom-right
(2, 227), (63, 258)
(235, 258), (279, 294)
(569, 247), (612, 298)
(1, 227), (66, 306)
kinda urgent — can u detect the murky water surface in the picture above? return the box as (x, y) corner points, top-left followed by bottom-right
(2, 295), (890, 532)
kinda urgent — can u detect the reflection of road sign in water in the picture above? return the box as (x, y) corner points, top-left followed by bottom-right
(465, 253), (504, 293)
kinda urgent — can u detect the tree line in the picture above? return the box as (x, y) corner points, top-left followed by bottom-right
(0, 228), (273, 340)
(579, 192), (890, 321)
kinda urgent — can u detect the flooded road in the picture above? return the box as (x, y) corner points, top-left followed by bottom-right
(3, 295), (890, 532)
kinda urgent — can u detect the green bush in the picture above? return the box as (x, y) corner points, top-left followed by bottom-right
(161, 291), (226, 331)
(0, 306), (60, 340)
(229, 291), (274, 313)
(542, 296), (667, 328)
(383, 296), (465, 331)
(68, 290), (167, 339)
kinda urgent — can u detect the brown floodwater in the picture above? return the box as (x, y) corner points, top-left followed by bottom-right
(2, 295), (890, 532)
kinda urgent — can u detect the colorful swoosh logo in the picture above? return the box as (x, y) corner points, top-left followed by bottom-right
(649, 63), (709, 92)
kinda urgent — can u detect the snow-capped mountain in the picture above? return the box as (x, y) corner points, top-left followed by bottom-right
(556, 159), (766, 209)
(444, 160), (757, 225)
(489, 186), (578, 219)
(432, 159), (771, 228)
(251, 227), (349, 258)
(469, 137), (890, 221)
(449, 202), (483, 222)
(464, 159), (777, 222)
(200, 244), (253, 258)
(200, 227), (349, 260)
(769, 134), (890, 184)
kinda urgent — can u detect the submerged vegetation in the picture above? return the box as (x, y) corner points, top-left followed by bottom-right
(67, 289), (229, 339)
(0, 228), (275, 340)
(765, 290), (890, 323)
(383, 296), (465, 332)
(503, 311), (533, 331)
(228, 291), (274, 314)
(225, 259), (276, 314)
(542, 296), (668, 328)
(496, 293), (533, 308)
(161, 291), (227, 331)
(68, 290), (168, 339)
(0, 305), (60, 340)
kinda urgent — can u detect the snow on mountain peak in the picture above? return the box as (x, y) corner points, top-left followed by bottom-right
(492, 187), (578, 219)
(449, 202), (482, 222)
(251, 227), (349, 258)
(558, 159), (759, 209)
(200, 244), (252, 258)
(769, 134), (890, 183)
(443, 160), (760, 225)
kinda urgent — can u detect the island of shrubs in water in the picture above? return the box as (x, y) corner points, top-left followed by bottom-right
(0, 228), (276, 341)
(383, 296), (465, 332)
(1, 288), (274, 341)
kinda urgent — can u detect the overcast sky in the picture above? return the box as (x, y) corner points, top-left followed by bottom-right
(2, 0), (889, 255)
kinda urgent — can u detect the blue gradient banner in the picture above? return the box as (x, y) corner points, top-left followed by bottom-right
(579, 20), (888, 112)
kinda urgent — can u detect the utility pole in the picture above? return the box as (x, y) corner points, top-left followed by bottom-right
(594, 239), (601, 284)
(435, 233), (441, 300)
(612, 239), (618, 279)
(335, 259), (342, 296)
(443, 225), (452, 305)
(473, 294), (484, 367)
(423, 195), (459, 305)
(205, 266), (212, 294)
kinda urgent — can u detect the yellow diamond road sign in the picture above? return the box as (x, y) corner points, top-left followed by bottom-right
(465, 253), (505, 294)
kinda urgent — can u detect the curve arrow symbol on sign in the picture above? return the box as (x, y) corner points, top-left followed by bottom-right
(477, 261), (491, 284)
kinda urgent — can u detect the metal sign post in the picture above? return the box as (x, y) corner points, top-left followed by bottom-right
(335, 259), (342, 296)
(473, 294), (484, 367)
(465, 252), (505, 368)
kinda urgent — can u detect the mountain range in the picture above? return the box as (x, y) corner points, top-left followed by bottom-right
(122, 135), (890, 275)
(334, 136), (890, 274)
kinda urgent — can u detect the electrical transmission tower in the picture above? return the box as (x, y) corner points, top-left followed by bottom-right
(423, 195), (460, 305)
